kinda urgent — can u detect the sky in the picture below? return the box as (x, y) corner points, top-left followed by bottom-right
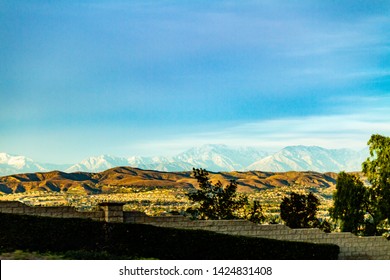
(1, 0), (390, 163)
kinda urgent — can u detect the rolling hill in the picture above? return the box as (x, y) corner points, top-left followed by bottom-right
(0, 166), (337, 195)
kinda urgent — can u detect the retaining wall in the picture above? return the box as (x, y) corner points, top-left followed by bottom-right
(123, 212), (390, 260)
(0, 201), (105, 221)
(1, 201), (389, 260)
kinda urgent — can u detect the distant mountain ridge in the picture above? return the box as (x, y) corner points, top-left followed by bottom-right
(0, 153), (46, 175)
(0, 144), (368, 176)
(247, 146), (368, 173)
(0, 166), (338, 195)
(173, 144), (269, 171)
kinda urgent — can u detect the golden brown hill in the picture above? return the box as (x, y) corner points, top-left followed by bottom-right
(0, 166), (338, 195)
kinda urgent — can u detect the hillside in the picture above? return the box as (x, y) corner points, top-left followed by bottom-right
(0, 166), (337, 195)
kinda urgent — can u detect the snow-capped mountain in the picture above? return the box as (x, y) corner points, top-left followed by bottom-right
(64, 155), (193, 173)
(246, 146), (368, 172)
(117, 155), (193, 172)
(0, 153), (46, 175)
(174, 144), (268, 171)
(0, 145), (369, 176)
(64, 145), (268, 173)
(65, 155), (130, 173)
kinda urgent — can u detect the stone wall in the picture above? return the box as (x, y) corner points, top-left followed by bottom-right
(1, 201), (390, 260)
(0, 201), (105, 221)
(123, 211), (390, 260)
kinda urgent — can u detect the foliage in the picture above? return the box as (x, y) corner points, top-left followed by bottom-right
(362, 134), (390, 227)
(318, 219), (333, 233)
(245, 200), (266, 224)
(330, 172), (369, 234)
(326, 134), (390, 236)
(266, 214), (281, 224)
(186, 168), (249, 220)
(280, 192), (320, 228)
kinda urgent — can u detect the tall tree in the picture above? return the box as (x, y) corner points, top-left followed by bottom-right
(245, 200), (266, 224)
(362, 134), (390, 229)
(280, 192), (320, 228)
(186, 168), (248, 220)
(330, 172), (368, 234)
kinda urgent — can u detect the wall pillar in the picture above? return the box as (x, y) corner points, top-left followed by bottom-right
(99, 202), (125, 223)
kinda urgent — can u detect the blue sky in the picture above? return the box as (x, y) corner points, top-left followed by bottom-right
(1, 0), (390, 163)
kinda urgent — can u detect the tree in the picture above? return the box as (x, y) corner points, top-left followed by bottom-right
(280, 192), (320, 228)
(362, 134), (390, 222)
(186, 168), (248, 220)
(245, 200), (266, 224)
(329, 172), (368, 234)
(362, 134), (390, 234)
(186, 168), (266, 222)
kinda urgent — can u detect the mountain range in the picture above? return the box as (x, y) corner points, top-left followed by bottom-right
(0, 144), (368, 176)
(0, 166), (338, 195)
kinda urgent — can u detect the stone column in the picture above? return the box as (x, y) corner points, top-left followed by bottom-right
(99, 202), (125, 223)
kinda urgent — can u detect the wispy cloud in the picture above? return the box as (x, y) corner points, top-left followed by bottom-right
(132, 110), (390, 155)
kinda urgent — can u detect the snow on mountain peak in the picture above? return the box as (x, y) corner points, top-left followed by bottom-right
(0, 145), (369, 176)
(0, 152), (46, 175)
(246, 146), (367, 172)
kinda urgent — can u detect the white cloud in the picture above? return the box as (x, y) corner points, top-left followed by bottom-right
(131, 111), (390, 155)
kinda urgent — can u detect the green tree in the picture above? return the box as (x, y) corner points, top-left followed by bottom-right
(329, 172), (368, 234)
(186, 168), (261, 221)
(245, 200), (266, 224)
(280, 192), (320, 228)
(362, 134), (390, 234)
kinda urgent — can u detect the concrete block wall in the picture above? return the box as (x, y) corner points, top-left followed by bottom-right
(1, 201), (389, 259)
(124, 211), (390, 260)
(0, 201), (105, 221)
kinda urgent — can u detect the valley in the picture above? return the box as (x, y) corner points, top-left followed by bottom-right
(0, 166), (340, 219)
